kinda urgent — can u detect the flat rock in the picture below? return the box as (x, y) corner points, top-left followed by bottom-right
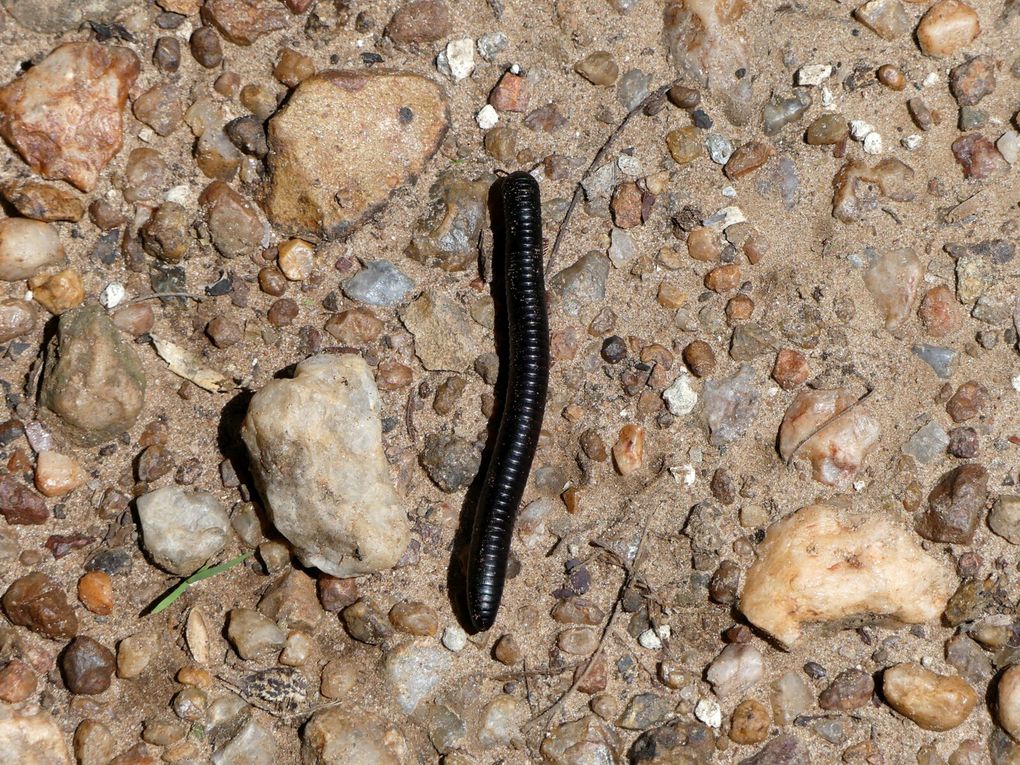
(0, 42), (139, 191)
(137, 486), (230, 575)
(201, 0), (289, 45)
(301, 706), (408, 764)
(740, 504), (956, 647)
(0, 707), (72, 765)
(1, 0), (134, 33)
(242, 354), (410, 576)
(400, 291), (478, 371)
(38, 305), (146, 445)
(265, 70), (448, 239)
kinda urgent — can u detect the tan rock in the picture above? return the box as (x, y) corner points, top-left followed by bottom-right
(1, 180), (84, 222)
(0, 42), (139, 191)
(265, 70), (448, 239)
(998, 664), (1020, 742)
(399, 290), (477, 371)
(917, 0), (980, 56)
(740, 504), (956, 647)
(864, 248), (922, 330)
(0, 707), (72, 765)
(34, 451), (85, 497)
(200, 0), (289, 45)
(882, 663), (977, 730)
(242, 354), (410, 577)
(0, 219), (65, 281)
(29, 268), (84, 315)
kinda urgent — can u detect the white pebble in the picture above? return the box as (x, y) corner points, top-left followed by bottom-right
(849, 120), (874, 141)
(441, 625), (468, 652)
(138, 127), (156, 143)
(694, 698), (722, 729)
(922, 72), (939, 88)
(165, 184), (191, 206)
(509, 63), (521, 75)
(703, 205), (746, 228)
(670, 464), (696, 487)
(100, 282), (125, 308)
(901, 134), (923, 151)
(638, 628), (662, 650)
(997, 130), (1019, 165)
(820, 85), (834, 108)
(475, 104), (499, 129)
(616, 154), (643, 177)
(662, 373), (697, 416)
(721, 186), (737, 198)
(796, 64), (833, 86)
(439, 38), (475, 82)
(863, 132), (883, 155)
(1011, 373), (1020, 393)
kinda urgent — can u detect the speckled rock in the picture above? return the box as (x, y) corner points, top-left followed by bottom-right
(136, 486), (230, 576)
(740, 504), (956, 647)
(550, 251), (610, 317)
(265, 70), (449, 239)
(0, 707), (72, 765)
(0, 298), (36, 342)
(383, 641), (451, 714)
(0, 42), (139, 191)
(39, 305), (146, 445)
(61, 636), (115, 695)
(882, 663), (976, 730)
(1, 179), (84, 222)
(242, 354), (410, 577)
(738, 735), (810, 765)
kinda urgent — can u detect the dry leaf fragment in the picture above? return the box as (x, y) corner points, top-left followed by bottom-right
(151, 335), (236, 393)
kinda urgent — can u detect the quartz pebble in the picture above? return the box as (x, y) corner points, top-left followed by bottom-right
(706, 644), (764, 698)
(997, 664), (1020, 741)
(917, 0), (981, 57)
(740, 504), (955, 647)
(137, 486), (230, 575)
(882, 663), (977, 730)
(854, 0), (910, 39)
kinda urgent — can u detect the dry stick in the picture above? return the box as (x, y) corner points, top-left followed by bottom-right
(524, 469), (669, 736)
(545, 82), (673, 274)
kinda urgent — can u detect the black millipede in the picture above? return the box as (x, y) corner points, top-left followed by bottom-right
(466, 171), (550, 632)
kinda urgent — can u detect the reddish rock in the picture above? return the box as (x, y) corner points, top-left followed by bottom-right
(946, 381), (988, 422)
(952, 133), (1007, 179)
(949, 55), (997, 106)
(724, 142), (773, 180)
(0, 299), (37, 343)
(2, 572), (78, 639)
(919, 285), (962, 337)
(0, 42), (140, 191)
(199, 181), (263, 258)
(0, 659), (37, 702)
(772, 349), (810, 390)
(611, 182), (644, 229)
(1, 179), (85, 222)
(489, 72), (530, 112)
(0, 474), (48, 524)
(200, 0), (289, 45)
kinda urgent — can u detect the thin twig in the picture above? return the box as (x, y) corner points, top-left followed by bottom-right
(122, 292), (207, 305)
(546, 82), (673, 274)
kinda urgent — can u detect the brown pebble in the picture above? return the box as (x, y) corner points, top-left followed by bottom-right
(667, 84), (701, 109)
(574, 51), (618, 86)
(665, 127), (701, 165)
(258, 266), (288, 296)
(29, 268), (85, 315)
(78, 572), (114, 616)
(274, 47), (315, 87)
(877, 64), (906, 90)
(267, 298), (298, 327)
(611, 182), (644, 229)
(724, 142), (773, 180)
(376, 361), (412, 390)
(819, 668), (875, 711)
(489, 72), (529, 112)
(206, 316), (242, 348)
(686, 227), (721, 262)
(190, 27), (223, 68)
(494, 635), (521, 665)
(726, 294), (754, 322)
(580, 429), (608, 461)
(657, 282), (686, 310)
(908, 97), (934, 131)
(89, 199), (127, 230)
(918, 285), (961, 337)
(952, 133), (1007, 179)
(61, 636), (116, 695)
(946, 381), (987, 422)
(214, 71), (241, 97)
(0, 659), (37, 702)
(683, 341), (716, 377)
(385, 0), (449, 44)
(318, 576), (358, 612)
(154, 37), (182, 73)
(705, 264), (741, 293)
(730, 699), (769, 744)
(132, 83), (185, 137)
(324, 307), (383, 345)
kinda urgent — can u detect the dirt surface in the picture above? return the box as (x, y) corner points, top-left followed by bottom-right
(0, 0), (1019, 763)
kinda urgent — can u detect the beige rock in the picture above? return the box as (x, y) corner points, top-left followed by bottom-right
(0, 298), (36, 342)
(0, 706), (72, 765)
(0, 219), (65, 281)
(29, 268), (84, 315)
(864, 248), (922, 330)
(882, 663), (977, 730)
(201, 0), (289, 45)
(778, 389), (880, 490)
(1, 180), (85, 222)
(998, 664), (1020, 742)
(917, 0), (980, 56)
(0, 42), (139, 191)
(277, 239), (315, 280)
(399, 291), (478, 371)
(301, 706), (408, 764)
(740, 504), (956, 647)
(265, 70), (448, 239)
(242, 354), (410, 576)
(34, 451), (85, 497)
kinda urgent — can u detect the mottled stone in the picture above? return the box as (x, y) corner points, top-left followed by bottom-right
(0, 42), (139, 191)
(61, 636), (115, 695)
(301, 706), (408, 764)
(915, 464), (988, 544)
(242, 354), (410, 576)
(740, 505), (956, 647)
(39, 306), (145, 445)
(406, 176), (489, 272)
(199, 181), (264, 258)
(265, 70), (448, 239)
(400, 291), (477, 371)
(882, 663), (976, 730)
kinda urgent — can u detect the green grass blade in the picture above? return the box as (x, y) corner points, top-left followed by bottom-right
(148, 552), (253, 615)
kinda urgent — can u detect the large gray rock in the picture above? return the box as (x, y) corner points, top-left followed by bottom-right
(136, 486), (230, 575)
(242, 354), (409, 577)
(38, 305), (146, 445)
(0, 706), (72, 765)
(1, 0), (135, 33)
